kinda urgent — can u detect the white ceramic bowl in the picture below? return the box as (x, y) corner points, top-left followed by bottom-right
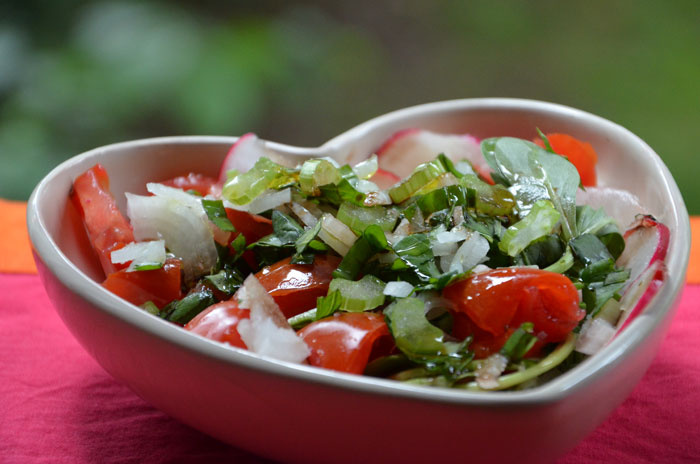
(28, 99), (690, 464)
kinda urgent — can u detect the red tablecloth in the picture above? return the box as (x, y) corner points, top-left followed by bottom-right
(2, 200), (699, 463)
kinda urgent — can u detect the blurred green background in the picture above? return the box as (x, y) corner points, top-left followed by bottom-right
(1, 0), (698, 212)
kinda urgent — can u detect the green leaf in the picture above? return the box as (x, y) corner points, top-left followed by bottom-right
(416, 185), (468, 215)
(384, 297), (473, 378)
(163, 288), (215, 324)
(204, 268), (244, 296)
(316, 290), (342, 319)
(522, 234), (565, 268)
(500, 323), (537, 361)
(481, 137), (579, 241)
(201, 199), (235, 232)
(333, 225), (389, 280)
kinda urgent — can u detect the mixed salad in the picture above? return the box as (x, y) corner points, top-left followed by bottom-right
(70, 129), (668, 390)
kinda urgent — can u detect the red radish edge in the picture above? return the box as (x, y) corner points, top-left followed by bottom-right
(615, 215), (670, 333)
(375, 128), (421, 156)
(218, 132), (257, 184)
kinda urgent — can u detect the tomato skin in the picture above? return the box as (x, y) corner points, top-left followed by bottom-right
(298, 312), (392, 374)
(444, 268), (583, 357)
(160, 173), (220, 196)
(71, 164), (135, 276)
(184, 299), (250, 349)
(255, 254), (341, 318)
(102, 258), (182, 308)
(225, 208), (274, 245)
(535, 133), (598, 186)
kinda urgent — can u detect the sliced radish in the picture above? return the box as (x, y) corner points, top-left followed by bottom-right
(576, 186), (646, 231)
(614, 215), (669, 331)
(218, 133), (262, 183)
(369, 168), (400, 190)
(617, 215), (670, 288)
(375, 129), (489, 180)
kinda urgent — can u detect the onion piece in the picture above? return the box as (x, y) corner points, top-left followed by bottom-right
(318, 213), (357, 256)
(246, 188), (292, 215)
(448, 231), (490, 273)
(576, 317), (617, 355)
(383, 281), (414, 298)
(290, 202), (318, 227)
(126, 193), (218, 283)
(476, 353), (509, 389)
(110, 239), (166, 271)
(236, 275), (310, 364)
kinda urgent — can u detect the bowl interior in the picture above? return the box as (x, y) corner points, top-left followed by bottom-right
(30, 99), (690, 399)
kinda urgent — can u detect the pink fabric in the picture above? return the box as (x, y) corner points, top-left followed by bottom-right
(1, 273), (698, 463)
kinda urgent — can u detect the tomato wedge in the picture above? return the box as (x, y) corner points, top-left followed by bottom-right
(255, 254), (341, 318)
(160, 172), (220, 196)
(298, 312), (392, 374)
(70, 164), (135, 276)
(102, 258), (182, 308)
(535, 133), (598, 186)
(184, 299), (250, 349)
(443, 268), (584, 357)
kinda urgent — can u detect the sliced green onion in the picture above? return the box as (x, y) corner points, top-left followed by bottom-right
(459, 174), (515, 216)
(222, 157), (295, 205)
(336, 203), (399, 234)
(499, 199), (560, 257)
(329, 275), (386, 312)
(299, 158), (341, 196)
(389, 159), (446, 203)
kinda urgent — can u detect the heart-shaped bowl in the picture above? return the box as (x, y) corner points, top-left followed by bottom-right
(28, 98), (690, 464)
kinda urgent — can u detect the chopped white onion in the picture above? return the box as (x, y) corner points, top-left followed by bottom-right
(433, 241), (459, 257)
(246, 188), (292, 215)
(126, 193), (217, 283)
(318, 213), (357, 256)
(576, 317), (616, 355)
(110, 239), (166, 271)
(356, 179), (380, 194)
(236, 275), (310, 364)
(452, 206), (465, 226)
(353, 154), (378, 180)
(436, 227), (470, 244)
(448, 231), (490, 273)
(476, 353), (508, 389)
(290, 202), (318, 227)
(383, 281), (414, 298)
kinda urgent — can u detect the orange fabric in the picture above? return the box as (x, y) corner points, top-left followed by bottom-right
(0, 200), (37, 274)
(0, 200), (699, 282)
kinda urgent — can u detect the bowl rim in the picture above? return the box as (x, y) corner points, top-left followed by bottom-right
(27, 97), (691, 406)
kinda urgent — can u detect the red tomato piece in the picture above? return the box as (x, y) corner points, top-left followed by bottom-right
(102, 258), (182, 308)
(160, 173), (220, 196)
(298, 312), (392, 374)
(534, 133), (598, 186)
(225, 208), (274, 244)
(443, 268), (584, 357)
(70, 164), (135, 276)
(184, 299), (250, 349)
(255, 254), (341, 318)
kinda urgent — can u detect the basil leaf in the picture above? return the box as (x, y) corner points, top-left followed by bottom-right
(164, 288), (215, 324)
(333, 225), (389, 280)
(384, 297), (473, 379)
(201, 199), (235, 232)
(316, 290), (342, 320)
(500, 322), (537, 361)
(204, 268), (244, 296)
(522, 234), (565, 268)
